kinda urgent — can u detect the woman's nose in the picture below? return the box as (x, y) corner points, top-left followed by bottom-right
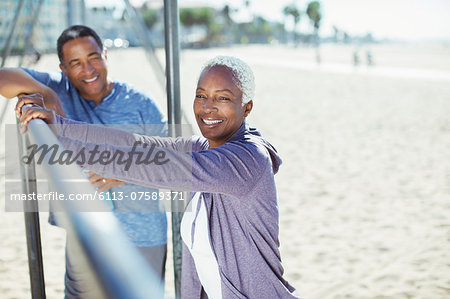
(203, 98), (217, 112)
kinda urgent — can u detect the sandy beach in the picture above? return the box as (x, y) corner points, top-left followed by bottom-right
(1, 42), (450, 298)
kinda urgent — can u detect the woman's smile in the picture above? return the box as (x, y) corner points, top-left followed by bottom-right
(202, 118), (223, 125)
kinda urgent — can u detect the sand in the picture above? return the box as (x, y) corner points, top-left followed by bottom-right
(1, 42), (450, 298)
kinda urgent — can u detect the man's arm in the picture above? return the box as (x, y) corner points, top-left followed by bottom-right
(0, 68), (65, 116)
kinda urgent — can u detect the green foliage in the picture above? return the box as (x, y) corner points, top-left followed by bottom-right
(234, 16), (276, 44)
(306, 1), (321, 30)
(179, 7), (214, 28)
(283, 4), (301, 44)
(240, 36), (249, 44)
(283, 5), (301, 24)
(222, 5), (232, 25)
(142, 9), (159, 29)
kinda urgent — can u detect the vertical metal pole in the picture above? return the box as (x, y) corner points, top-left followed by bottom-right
(164, 1), (182, 130)
(67, 0), (73, 26)
(163, 1), (182, 298)
(16, 119), (46, 298)
(1, 0), (26, 67)
(67, 0), (85, 26)
(80, 0), (86, 25)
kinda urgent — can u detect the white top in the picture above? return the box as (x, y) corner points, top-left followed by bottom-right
(181, 192), (222, 299)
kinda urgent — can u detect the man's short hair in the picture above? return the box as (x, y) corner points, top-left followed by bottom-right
(57, 25), (103, 64)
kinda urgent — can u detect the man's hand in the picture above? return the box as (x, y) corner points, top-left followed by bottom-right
(19, 104), (57, 134)
(86, 171), (126, 193)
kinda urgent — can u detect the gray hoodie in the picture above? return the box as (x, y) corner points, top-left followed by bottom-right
(56, 117), (300, 298)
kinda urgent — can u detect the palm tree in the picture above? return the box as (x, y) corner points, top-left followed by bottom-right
(306, 1), (321, 43)
(179, 7), (215, 46)
(222, 5), (234, 43)
(141, 9), (159, 30)
(306, 1), (322, 62)
(282, 4), (301, 45)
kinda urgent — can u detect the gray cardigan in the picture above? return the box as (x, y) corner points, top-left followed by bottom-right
(56, 117), (300, 298)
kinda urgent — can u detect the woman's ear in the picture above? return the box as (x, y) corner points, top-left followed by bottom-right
(244, 100), (253, 118)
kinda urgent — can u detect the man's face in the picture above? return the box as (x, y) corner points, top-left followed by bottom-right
(59, 36), (110, 104)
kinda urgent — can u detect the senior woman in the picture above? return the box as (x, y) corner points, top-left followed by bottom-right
(19, 56), (300, 299)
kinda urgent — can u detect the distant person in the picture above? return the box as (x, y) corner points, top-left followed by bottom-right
(27, 39), (42, 66)
(366, 49), (374, 66)
(315, 50), (322, 64)
(353, 50), (360, 66)
(0, 25), (167, 298)
(23, 45), (41, 67)
(31, 49), (41, 65)
(18, 55), (300, 298)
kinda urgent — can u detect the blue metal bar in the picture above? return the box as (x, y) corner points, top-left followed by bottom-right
(23, 111), (164, 299)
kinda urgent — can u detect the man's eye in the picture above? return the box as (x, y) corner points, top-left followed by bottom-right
(218, 97), (230, 101)
(88, 57), (102, 65)
(70, 63), (80, 68)
(195, 94), (206, 99)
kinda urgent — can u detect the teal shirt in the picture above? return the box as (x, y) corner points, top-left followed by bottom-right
(25, 68), (167, 246)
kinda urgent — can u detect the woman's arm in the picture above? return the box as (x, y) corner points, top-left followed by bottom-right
(18, 106), (194, 151)
(55, 115), (195, 151)
(19, 106), (264, 196)
(58, 135), (264, 197)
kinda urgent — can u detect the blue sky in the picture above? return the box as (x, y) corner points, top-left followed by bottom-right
(87, 0), (450, 41)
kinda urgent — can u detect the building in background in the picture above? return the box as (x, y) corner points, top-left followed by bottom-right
(85, 5), (140, 48)
(0, 0), (88, 56)
(67, 0), (86, 26)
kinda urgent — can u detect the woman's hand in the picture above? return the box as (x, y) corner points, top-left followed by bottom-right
(86, 171), (126, 193)
(15, 91), (66, 118)
(19, 104), (57, 134)
(15, 93), (45, 118)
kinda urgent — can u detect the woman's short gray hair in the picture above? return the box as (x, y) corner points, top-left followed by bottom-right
(200, 56), (255, 104)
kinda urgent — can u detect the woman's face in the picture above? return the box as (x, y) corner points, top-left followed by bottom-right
(194, 66), (252, 148)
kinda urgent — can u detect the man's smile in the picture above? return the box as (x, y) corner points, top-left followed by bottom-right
(83, 75), (98, 84)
